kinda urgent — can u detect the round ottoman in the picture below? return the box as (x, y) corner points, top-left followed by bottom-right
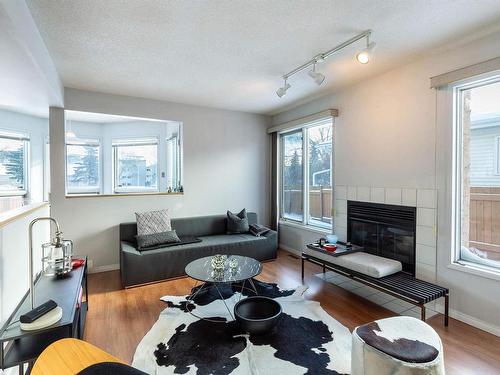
(351, 316), (444, 375)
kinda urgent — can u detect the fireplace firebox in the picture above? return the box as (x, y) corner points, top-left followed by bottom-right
(347, 201), (416, 275)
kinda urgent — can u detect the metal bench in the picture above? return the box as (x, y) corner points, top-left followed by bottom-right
(302, 252), (449, 326)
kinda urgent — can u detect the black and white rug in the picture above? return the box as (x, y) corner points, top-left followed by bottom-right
(132, 281), (351, 375)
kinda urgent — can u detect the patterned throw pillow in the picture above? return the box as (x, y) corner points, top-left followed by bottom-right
(135, 209), (172, 236)
(136, 230), (181, 250)
(227, 208), (250, 234)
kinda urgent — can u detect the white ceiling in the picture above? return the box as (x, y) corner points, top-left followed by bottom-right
(0, 1), (63, 118)
(26, 0), (500, 115)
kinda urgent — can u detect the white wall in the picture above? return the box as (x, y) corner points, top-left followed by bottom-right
(0, 204), (50, 325)
(271, 30), (500, 334)
(0, 108), (48, 202)
(50, 89), (270, 271)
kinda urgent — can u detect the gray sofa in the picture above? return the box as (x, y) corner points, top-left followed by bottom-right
(119, 212), (277, 287)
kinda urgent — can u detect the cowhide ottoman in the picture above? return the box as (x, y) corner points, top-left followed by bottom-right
(351, 316), (444, 375)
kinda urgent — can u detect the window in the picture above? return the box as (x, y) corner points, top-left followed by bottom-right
(166, 135), (181, 190)
(0, 131), (29, 196)
(495, 136), (500, 176)
(454, 76), (500, 272)
(44, 136), (50, 201)
(280, 119), (333, 229)
(281, 131), (304, 221)
(308, 123), (333, 227)
(66, 139), (101, 194)
(113, 138), (158, 193)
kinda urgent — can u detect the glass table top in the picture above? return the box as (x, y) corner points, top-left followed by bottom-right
(185, 255), (262, 283)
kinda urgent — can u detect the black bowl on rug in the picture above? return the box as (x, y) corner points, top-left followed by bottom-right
(234, 296), (282, 335)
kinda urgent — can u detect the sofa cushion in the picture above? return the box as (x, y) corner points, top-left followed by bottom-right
(303, 249), (402, 278)
(136, 230), (181, 251)
(135, 209), (171, 236)
(122, 234), (266, 256)
(227, 208), (249, 234)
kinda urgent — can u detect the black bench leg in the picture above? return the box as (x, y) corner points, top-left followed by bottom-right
(444, 293), (449, 327)
(420, 304), (426, 321)
(301, 257), (305, 283)
(323, 264), (326, 275)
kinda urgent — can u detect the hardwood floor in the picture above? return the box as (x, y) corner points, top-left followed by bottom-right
(85, 250), (500, 374)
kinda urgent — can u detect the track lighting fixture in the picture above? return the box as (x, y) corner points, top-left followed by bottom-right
(276, 79), (291, 98)
(308, 62), (325, 85)
(355, 34), (376, 64)
(276, 30), (374, 98)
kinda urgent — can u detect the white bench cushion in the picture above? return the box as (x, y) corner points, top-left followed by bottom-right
(304, 250), (402, 278)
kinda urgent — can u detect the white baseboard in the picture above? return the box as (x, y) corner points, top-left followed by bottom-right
(279, 243), (301, 256)
(434, 301), (500, 337)
(89, 263), (120, 274)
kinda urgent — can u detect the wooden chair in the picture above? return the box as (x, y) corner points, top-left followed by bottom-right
(31, 338), (125, 375)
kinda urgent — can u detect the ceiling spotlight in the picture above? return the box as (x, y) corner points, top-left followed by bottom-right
(66, 120), (76, 138)
(66, 130), (76, 138)
(356, 40), (376, 64)
(308, 63), (325, 85)
(276, 79), (291, 98)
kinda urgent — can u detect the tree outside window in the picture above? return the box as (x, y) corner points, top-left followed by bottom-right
(0, 135), (28, 194)
(66, 141), (101, 194)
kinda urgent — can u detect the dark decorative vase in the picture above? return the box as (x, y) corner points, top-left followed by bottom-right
(234, 296), (282, 335)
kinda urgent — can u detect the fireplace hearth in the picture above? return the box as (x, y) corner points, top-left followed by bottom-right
(347, 201), (416, 275)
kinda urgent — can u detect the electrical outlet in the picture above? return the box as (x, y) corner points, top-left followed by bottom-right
(88, 259), (94, 269)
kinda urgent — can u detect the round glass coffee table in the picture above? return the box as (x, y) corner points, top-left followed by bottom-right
(185, 255), (262, 321)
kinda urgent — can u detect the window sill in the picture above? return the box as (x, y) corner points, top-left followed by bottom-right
(279, 219), (332, 235)
(447, 261), (500, 282)
(65, 192), (183, 198)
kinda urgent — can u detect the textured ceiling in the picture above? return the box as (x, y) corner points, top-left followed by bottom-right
(27, 0), (500, 115)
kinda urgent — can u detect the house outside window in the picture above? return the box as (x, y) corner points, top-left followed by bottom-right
(454, 75), (500, 272)
(280, 119), (333, 229)
(113, 138), (158, 193)
(66, 138), (101, 194)
(0, 130), (29, 196)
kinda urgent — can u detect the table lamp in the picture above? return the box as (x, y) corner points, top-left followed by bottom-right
(20, 217), (67, 331)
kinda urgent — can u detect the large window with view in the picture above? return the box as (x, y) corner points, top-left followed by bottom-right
(66, 139), (101, 194)
(0, 131), (29, 196)
(113, 139), (158, 193)
(280, 119), (333, 229)
(454, 76), (500, 272)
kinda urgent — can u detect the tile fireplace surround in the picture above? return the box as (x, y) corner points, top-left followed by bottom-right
(334, 186), (437, 284)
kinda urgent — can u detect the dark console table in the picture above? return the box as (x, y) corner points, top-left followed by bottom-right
(0, 259), (88, 374)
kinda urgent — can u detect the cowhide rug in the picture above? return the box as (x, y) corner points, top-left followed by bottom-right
(132, 280), (351, 375)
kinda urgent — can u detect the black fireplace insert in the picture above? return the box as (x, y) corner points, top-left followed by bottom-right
(347, 201), (416, 275)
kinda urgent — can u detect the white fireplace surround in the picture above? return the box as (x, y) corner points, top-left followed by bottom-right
(334, 186), (437, 283)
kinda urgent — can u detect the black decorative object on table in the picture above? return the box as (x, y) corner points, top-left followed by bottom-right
(234, 296), (282, 335)
(19, 300), (58, 324)
(0, 258), (88, 373)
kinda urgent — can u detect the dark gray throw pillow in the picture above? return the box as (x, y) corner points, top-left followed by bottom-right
(136, 230), (181, 250)
(227, 208), (250, 234)
(249, 223), (270, 237)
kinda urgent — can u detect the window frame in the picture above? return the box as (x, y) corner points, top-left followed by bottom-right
(0, 130), (30, 197)
(278, 118), (334, 231)
(495, 136), (500, 176)
(112, 137), (160, 194)
(65, 138), (102, 195)
(452, 73), (500, 274)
